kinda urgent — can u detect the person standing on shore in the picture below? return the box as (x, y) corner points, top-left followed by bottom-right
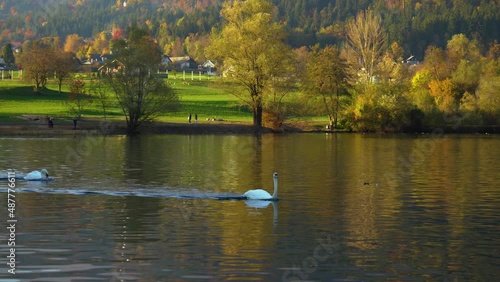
(73, 117), (79, 130)
(48, 117), (54, 128)
(188, 113), (192, 124)
(195, 114), (198, 124)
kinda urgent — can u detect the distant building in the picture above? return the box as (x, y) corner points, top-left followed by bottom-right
(202, 60), (216, 75)
(98, 59), (125, 75)
(404, 55), (419, 65)
(160, 55), (172, 69)
(169, 56), (198, 70)
(86, 54), (112, 64)
(9, 42), (22, 53)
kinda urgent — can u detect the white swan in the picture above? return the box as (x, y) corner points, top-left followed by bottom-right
(24, 169), (49, 180)
(243, 172), (279, 201)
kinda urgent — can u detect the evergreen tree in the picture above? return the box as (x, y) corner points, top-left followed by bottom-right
(2, 43), (15, 67)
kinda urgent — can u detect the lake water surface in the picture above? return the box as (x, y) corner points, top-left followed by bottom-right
(0, 133), (499, 281)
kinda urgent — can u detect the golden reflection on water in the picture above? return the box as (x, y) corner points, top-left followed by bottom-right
(0, 134), (498, 280)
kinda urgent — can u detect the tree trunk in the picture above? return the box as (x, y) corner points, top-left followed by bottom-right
(253, 101), (263, 135)
(126, 122), (139, 136)
(126, 127), (136, 136)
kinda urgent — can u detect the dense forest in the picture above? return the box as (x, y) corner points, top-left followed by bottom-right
(0, 0), (499, 59)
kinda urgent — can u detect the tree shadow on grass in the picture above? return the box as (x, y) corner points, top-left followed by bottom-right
(0, 86), (67, 101)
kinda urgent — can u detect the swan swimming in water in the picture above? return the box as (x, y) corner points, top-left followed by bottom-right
(24, 169), (50, 181)
(243, 172), (279, 201)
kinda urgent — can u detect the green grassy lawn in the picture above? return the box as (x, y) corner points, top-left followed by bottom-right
(0, 76), (330, 128)
(0, 82), (67, 122)
(166, 79), (252, 123)
(0, 78), (254, 124)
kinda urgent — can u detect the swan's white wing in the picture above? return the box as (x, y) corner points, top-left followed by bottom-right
(244, 189), (272, 200)
(24, 171), (42, 180)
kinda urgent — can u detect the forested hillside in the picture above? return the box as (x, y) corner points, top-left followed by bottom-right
(0, 0), (499, 58)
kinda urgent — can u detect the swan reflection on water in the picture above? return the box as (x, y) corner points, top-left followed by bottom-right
(245, 200), (274, 209)
(245, 200), (279, 225)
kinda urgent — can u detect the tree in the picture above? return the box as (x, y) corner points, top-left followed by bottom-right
(424, 45), (448, 80)
(446, 34), (481, 70)
(53, 51), (79, 93)
(206, 0), (293, 134)
(477, 59), (500, 123)
(18, 42), (52, 93)
(2, 43), (15, 67)
(91, 31), (111, 55)
(345, 9), (387, 83)
(262, 52), (297, 130)
(303, 45), (351, 128)
(105, 25), (179, 135)
(88, 79), (110, 121)
(428, 78), (456, 113)
(346, 82), (412, 132)
(184, 33), (209, 63)
(66, 79), (92, 120)
(63, 34), (85, 58)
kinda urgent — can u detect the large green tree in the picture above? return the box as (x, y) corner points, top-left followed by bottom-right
(206, 0), (292, 134)
(105, 25), (179, 136)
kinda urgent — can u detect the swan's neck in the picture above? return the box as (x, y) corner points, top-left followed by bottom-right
(272, 178), (278, 198)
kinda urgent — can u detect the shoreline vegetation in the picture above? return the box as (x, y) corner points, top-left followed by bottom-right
(1, 68), (498, 136)
(0, 79), (498, 136)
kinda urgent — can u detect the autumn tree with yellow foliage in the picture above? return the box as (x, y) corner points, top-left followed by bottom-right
(206, 0), (294, 134)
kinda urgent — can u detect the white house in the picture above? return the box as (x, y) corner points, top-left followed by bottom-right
(202, 60), (216, 75)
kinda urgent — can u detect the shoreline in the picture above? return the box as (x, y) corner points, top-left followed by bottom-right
(0, 120), (497, 136)
(0, 120), (314, 136)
